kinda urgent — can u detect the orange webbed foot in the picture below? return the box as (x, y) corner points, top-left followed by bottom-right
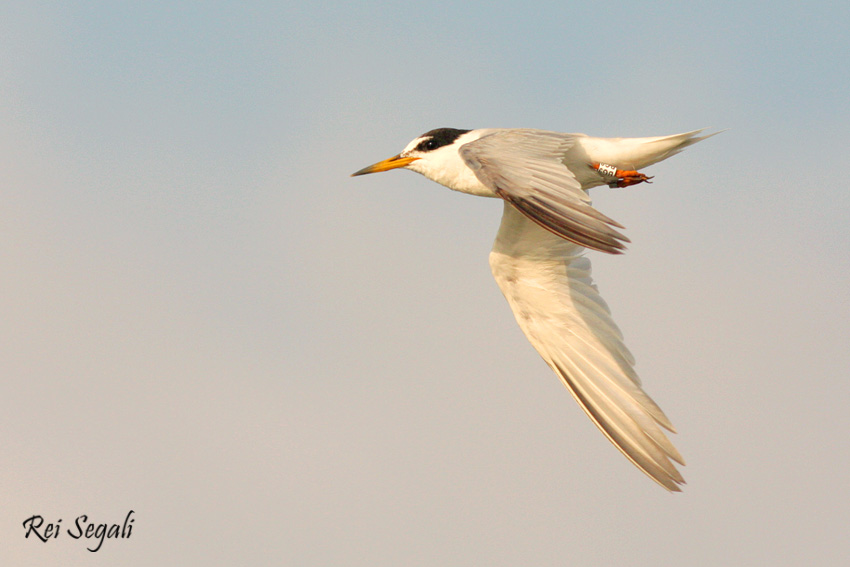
(590, 162), (654, 188)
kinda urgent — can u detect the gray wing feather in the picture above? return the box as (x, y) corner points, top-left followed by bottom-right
(490, 206), (685, 490)
(459, 129), (630, 254)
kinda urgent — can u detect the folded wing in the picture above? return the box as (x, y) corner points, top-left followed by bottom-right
(460, 129), (630, 254)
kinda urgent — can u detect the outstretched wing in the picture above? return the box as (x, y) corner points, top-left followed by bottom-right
(459, 129), (630, 254)
(490, 204), (685, 490)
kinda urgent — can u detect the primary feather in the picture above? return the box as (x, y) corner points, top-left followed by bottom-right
(490, 205), (685, 490)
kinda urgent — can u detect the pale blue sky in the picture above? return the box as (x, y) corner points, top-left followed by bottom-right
(3, 2), (849, 565)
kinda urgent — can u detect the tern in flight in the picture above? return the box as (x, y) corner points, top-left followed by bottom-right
(352, 127), (715, 491)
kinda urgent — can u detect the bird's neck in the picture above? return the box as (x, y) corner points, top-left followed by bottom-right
(409, 152), (498, 198)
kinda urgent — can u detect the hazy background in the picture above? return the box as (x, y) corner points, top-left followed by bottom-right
(3, 1), (848, 565)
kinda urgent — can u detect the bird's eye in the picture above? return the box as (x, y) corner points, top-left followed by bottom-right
(417, 138), (438, 152)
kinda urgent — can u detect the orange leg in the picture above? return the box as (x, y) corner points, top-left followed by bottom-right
(590, 162), (654, 188)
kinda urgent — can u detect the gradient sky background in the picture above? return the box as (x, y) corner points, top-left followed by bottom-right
(3, 1), (849, 565)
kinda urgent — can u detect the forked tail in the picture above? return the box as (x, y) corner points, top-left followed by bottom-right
(632, 128), (721, 169)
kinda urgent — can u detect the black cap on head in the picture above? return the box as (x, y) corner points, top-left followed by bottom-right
(414, 128), (471, 152)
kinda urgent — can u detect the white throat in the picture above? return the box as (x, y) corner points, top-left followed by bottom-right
(405, 130), (498, 198)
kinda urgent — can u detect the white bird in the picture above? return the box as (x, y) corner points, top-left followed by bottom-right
(351, 127), (716, 491)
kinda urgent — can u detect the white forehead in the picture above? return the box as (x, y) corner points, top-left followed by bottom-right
(402, 136), (427, 154)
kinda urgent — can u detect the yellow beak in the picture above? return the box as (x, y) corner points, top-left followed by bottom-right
(350, 154), (420, 177)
